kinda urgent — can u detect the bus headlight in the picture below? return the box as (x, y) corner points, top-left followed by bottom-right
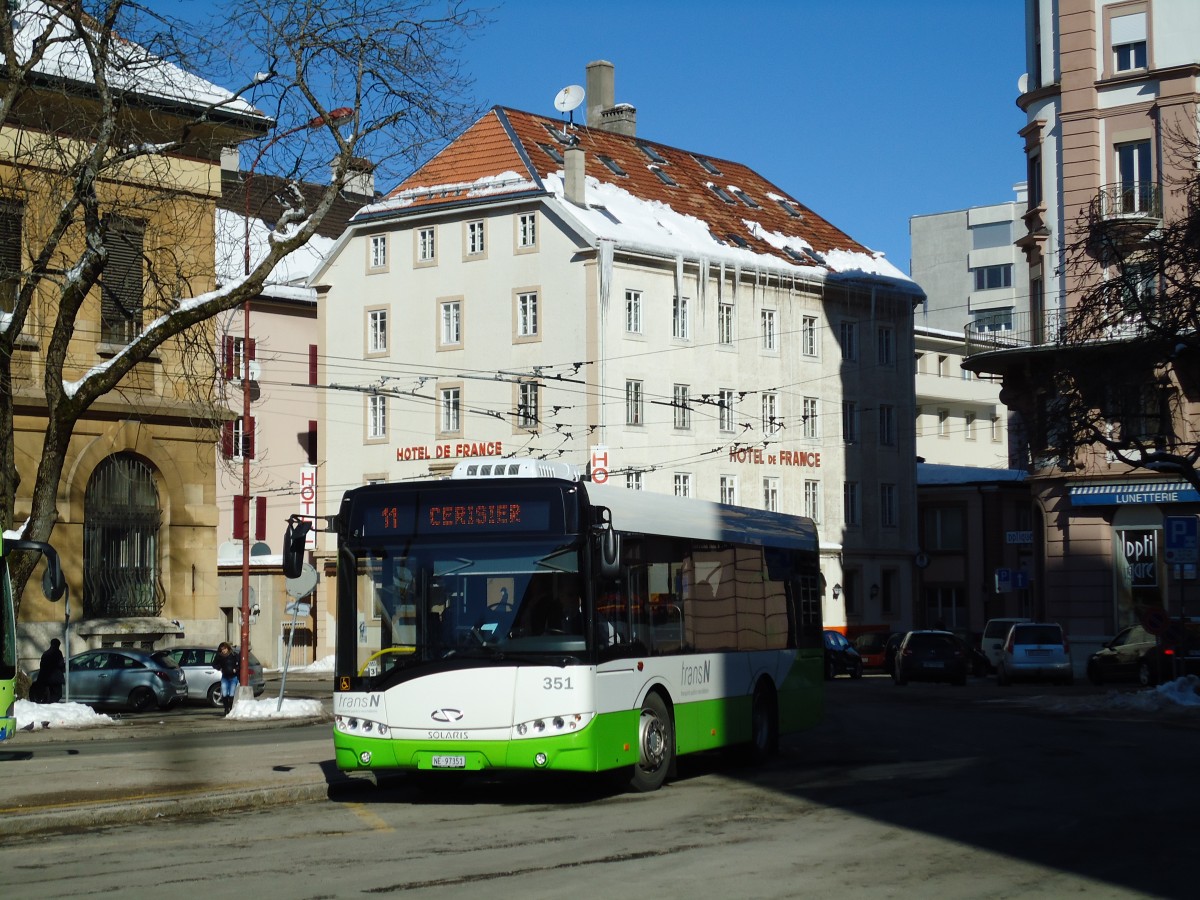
(336, 714), (390, 737)
(511, 712), (593, 740)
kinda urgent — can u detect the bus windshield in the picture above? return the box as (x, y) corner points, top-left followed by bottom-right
(353, 537), (584, 681)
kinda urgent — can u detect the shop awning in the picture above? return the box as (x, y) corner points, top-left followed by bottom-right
(1069, 481), (1200, 506)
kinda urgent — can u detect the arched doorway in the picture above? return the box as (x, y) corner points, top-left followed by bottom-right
(83, 453), (164, 617)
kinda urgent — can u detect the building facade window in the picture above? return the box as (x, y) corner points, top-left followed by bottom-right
(417, 226), (437, 264)
(625, 289), (642, 334)
(516, 290), (539, 338)
(877, 326), (895, 366)
(672, 295), (690, 340)
(803, 480), (821, 522)
(626, 471), (643, 491)
(1110, 9), (1147, 73)
(673, 383), (691, 429)
(367, 308), (388, 354)
(802, 315), (818, 357)
(762, 392), (780, 434)
(844, 481), (860, 527)
(517, 380), (539, 430)
(465, 219), (486, 257)
(674, 473), (692, 498)
(718, 301), (734, 345)
(992, 414), (1003, 442)
(760, 308), (777, 351)
(517, 212), (537, 249)
(720, 475), (737, 506)
(763, 477), (779, 512)
(367, 394), (387, 440)
(440, 299), (462, 347)
(83, 453), (163, 617)
(369, 234), (387, 270)
(880, 483), (897, 527)
(923, 506), (965, 551)
(838, 320), (857, 361)
(965, 411), (977, 440)
(972, 264), (1013, 290)
(1116, 140), (1153, 213)
(626, 379), (643, 425)
(878, 404), (895, 446)
(938, 408), (950, 437)
(842, 400), (858, 443)
(973, 308), (1013, 332)
(440, 386), (461, 434)
(719, 388), (736, 432)
(0, 200), (22, 314)
(803, 396), (819, 439)
(100, 215), (144, 345)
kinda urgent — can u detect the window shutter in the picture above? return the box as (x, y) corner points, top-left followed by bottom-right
(308, 344), (318, 385)
(307, 420), (317, 465)
(220, 421), (234, 458)
(246, 415), (256, 459)
(0, 201), (22, 313)
(223, 336), (235, 380)
(100, 216), (145, 343)
(232, 495), (246, 540)
(254, 496), (267, 541)
(246, 338), (256, 361)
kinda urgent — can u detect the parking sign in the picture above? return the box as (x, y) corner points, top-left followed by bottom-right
(1164, 515), (1198, 564)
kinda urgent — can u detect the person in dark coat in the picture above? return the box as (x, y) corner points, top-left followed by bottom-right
(214, 642), (240, 716)
(38, 638), (66, 703)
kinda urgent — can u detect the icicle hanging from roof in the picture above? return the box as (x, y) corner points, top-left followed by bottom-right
(598, 239), (615, 315)
(674, 254), (683, 307)
(698, 257), (709, 320)
(733, 264), (741, 305)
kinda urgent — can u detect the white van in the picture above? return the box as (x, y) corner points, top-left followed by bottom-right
(981, 617), (1032, 671)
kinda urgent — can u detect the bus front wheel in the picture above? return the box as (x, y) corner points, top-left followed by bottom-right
(629, 692), (673, 793)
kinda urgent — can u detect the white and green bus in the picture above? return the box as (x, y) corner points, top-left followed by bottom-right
(298, 458), (824, 791)
(1, 533), (66, 741)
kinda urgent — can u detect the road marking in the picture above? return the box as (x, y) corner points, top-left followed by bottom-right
(346, 802), (394, 832)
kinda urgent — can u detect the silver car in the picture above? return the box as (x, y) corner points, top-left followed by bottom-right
(162, 646), (266, 707)
(34, 648), (188, 711)
(997, 622), (1073, 685)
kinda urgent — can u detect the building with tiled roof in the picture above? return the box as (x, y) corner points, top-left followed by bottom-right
(311, 61), (924, 641)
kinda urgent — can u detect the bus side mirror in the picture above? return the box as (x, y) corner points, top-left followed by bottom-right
(41, 550), (66, 601)
(282, 519), (313, 579)
(592, 507), (620, 580)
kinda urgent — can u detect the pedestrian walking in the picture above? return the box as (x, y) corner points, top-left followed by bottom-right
(37, 638), (66, 703)
(214, 641), (240, 716)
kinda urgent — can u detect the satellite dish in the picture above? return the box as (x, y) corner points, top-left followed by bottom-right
(554, 84), (585, 114)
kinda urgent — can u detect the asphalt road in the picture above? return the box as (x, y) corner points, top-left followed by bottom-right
(3, 672), (1195, 898)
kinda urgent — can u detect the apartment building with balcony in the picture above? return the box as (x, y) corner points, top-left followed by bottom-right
(312, 61), (925, 642)
(963, 0), (1200, 646)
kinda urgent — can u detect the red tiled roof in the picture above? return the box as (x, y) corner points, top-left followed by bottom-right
(376, 106), (888, 274)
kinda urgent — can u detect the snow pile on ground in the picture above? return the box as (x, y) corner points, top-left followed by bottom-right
(268, 654), (334, 675)
(1039, 675), (1200, 714)
(227, 696), (325, 720)
(14, 699), (115, 731)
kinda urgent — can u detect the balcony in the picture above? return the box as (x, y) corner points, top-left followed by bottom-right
(964, 308), (1156, 361)
(1091, 182), (1162, 257)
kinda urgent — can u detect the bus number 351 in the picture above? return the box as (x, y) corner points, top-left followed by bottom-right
(543, 676), (573, 690)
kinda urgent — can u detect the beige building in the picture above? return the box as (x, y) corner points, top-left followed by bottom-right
(5, 28), (267, 668)
(311, 62), (925, 646)
(965, 0), (1200, 650)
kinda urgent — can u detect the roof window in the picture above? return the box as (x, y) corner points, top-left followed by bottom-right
(538, 143), (563, 164)
(694, 156), (722, 175)
(708, 183), (736, 204)
(650, 166), (678, 187)
(783, 247), (808, 263)
(542, 123), (570, 144)
(726, 232), (749, 248)
(775, 197), (803, 218)
(731, 187), (760, 209)
(637, 142), (667, 164)
(598, 155), (628, 176)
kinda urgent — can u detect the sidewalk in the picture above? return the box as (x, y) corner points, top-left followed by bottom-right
(0, 686), (373, 837)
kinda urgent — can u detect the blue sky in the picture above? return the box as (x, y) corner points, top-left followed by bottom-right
(458, 0), (1028, 273)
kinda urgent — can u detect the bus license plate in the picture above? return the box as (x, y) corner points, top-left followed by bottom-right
(432, 755), (466, 769)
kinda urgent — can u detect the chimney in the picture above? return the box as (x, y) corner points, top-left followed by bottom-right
(221, 146), (240, 172)
(586, 59), (636, 136)
(564, 143), (586, 206)
(333, 156), (376, 198)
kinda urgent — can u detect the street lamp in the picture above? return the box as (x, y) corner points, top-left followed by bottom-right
(238, 106), (354, 690)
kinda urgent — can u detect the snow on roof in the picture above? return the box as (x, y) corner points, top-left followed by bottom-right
(215, 208), (334, 289)
(354, 171), (539, 218)
(12, 1), (261, 118)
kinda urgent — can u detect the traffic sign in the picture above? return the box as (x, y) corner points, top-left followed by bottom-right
(1140, 605), (1169, 636)
(1164, 515), (1198, 564)
(994, 568), (1012, 593)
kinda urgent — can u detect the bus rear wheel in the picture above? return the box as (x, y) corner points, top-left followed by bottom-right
(748, 682), (778, 764)
(629, 692), (673, 793)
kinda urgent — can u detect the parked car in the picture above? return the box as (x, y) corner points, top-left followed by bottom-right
(883, 631), (905, 676)
(893, 630), (969, 686)
(823, 630), (863, 680)
(1087, 619), (1200, 686)
(32, 648), (187, 711)
(161, 646), (267, 707)
(852, 631), (895, 670)
(996, 622), (1073, 685)
(981, 617), (1032, 672)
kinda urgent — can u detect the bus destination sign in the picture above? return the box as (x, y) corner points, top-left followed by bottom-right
(363, 497), (553, 536)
